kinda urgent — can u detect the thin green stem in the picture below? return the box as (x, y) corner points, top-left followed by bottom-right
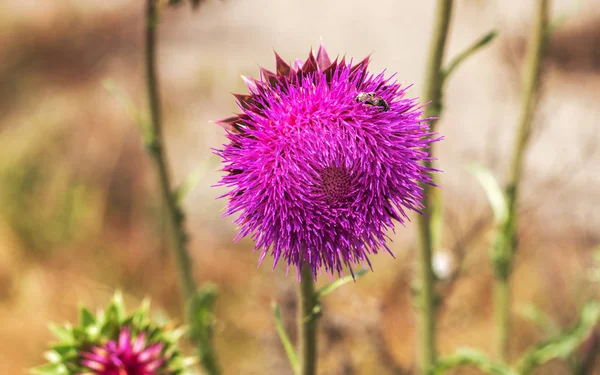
(494, 0), (549, 363)
(144, 1), (219, 374)
(298, 265), (318, 375)
(430, 348), (515, 375)
(495, 273), (510, 363)
(416, 0), (454, 372)
(442, 30), (498, 83)
(516, 301), (600, 374)
(145, 0), (195, 302)
(272, 302), (300, 374)
(507, 0), (548, 190)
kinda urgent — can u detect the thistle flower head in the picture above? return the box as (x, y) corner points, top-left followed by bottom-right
(79, 328), (166, 375)
(215, 45), (439, 280)
(31, 293), (193, 375)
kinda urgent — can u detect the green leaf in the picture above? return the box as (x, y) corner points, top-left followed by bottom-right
(131, 297), (151, 328)
(467, 164), (507, 224)
(272, 302), (299, 375)
(48, 323), (74, 343)
(518, 304), (559, 337)
(182, 356), (200, 366)
(50, 343), (76, 356)
(79, 306), (96, 328)
(189, 284), (220, 375)
(29, 363), (69, 375)
(111, 290), (127, 322)
(43, 350), (62, 364)
(165, 326), (188, 343)
(443, 30), (499, 83)
(516, 300), (600, 374)
(189, 284), (218, 346)
(430, 347), (515, 375)
(314, 269), (368, 299)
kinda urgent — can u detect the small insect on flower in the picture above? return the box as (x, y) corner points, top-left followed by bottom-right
(355, 91), (390, 111)
(215, 44), (441, 280)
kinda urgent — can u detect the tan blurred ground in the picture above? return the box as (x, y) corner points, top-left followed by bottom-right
(0, 0), (599, 374)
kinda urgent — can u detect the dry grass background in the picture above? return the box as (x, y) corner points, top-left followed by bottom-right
(1, 0), (599, 374)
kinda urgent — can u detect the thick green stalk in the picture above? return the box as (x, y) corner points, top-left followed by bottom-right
(416, 0), (454, 372)
(298, 265), (318, 375)
(494, 0), (549, 363)
(144, 1), (219, 374)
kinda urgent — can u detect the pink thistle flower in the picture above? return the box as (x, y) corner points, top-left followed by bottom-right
(215, 45), (440, 279)
(32, 294), (193, 375)
(79, 328), (167, 375)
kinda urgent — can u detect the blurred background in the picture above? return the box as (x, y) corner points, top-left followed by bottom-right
(1, 0), (599, 374)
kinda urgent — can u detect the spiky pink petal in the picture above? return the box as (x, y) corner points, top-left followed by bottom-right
(80, 328), (169, 375)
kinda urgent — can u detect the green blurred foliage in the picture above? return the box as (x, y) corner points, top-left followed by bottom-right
(0, 131), (101, 256)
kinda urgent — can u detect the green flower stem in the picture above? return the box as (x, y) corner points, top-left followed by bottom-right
(144, 1), (219, 374)
(298, 264), (318, 375)
(145, 0), (194, 305)
(430, 348), (515, 375)
(442, 30), (498, 83)
(494, 0), (549, 363)
(416, 0), (454, 372)
(273, 302), (300, 374)
(516, 301), (600, 374)
(495, 271), (511, 363)
(275, 270), (369, 374)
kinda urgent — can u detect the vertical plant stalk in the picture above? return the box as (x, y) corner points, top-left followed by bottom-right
(298, 264), (318, 375)
(494, 272), (511, 363)
(494, 0), (549, 363)
(416, 0), (454, 372)
(144, 1), (219, 374)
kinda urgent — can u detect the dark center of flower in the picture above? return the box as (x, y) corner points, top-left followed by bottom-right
(320, 166), (352, 202)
